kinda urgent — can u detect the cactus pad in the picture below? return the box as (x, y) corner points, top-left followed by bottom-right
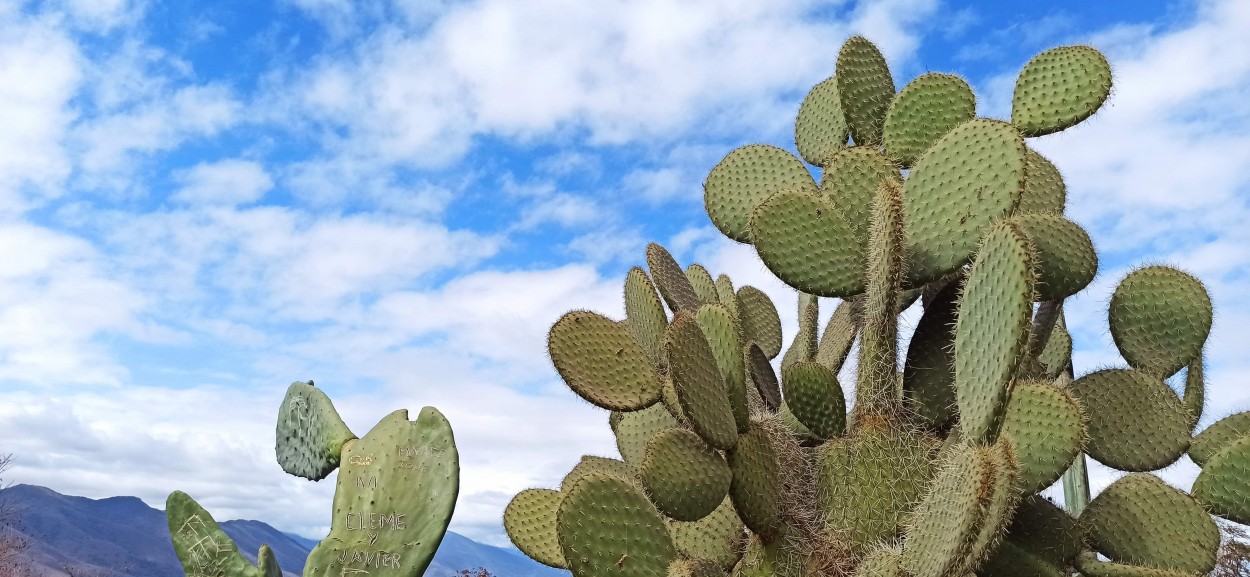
(648, 243), (703, 313)
(902, 280), (960, 432)
(794, 76), (850, 166)
(669, 496), (744, 568)
(505, 488), (567, 568)
(1108, 266), (1212, 378)
(1075, 553), (1201, 577)
(625, 267), (670, 366)
(1070, 369), (1190, 471)
(736, 286), (783, 359)
(903, 119), (1026, 284)
(562, 456), (637, 492)
(304, 408), (458, 577)
(686, 265), (720, 305)
(167, 491), (277, 577)
(882, 73), (976, 168)
(954, 222), (1036, 445)
(999, 381), (1084, 494)
(557, 473), (677, 577)
(1191, 434), (1250, 524)
(1190, 411), (1250, 466)
(1011, 45), (1112, 137)
(1009, 213), (1097, 301)
(749, 189), (866, 298)
(901, 442), (994, 577)
(696, 304), (750, 432)
(781, 361), (846, 439)
(1018, 148), (1066, 215)
(726, 425), (781, 537)
(704, 145), (819, 242)
(550, 310), (661, 411)
(837, 36), (895, 146)
(640, 428), (732, 521)
(666, 314), (738, 450)
(615, 403), (681, 465)
(1081, 473), (1218, 574)
(275, 381), (357, 481)
(745, 343), (781, 412)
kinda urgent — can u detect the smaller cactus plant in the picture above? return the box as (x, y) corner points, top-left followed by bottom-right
(166, 381), (459, 577)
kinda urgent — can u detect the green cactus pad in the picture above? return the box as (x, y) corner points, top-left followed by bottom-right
(749, 189), (866, 298)
(902, 280), (960, 432)
(903, 119), (1026, 285)
(304, 408), (458, 577)
(704, 145), (819, 243)
(648, 243), (703, 313)
(781, 361), (846, 440)
(1108, 266), (1212, 378)
(562, 456), (637, 492)
(1191, 435), (1250, 524)
(967, 441), (1020, 563)
(882, 73), (976, 168)
(778, 401), (819, 442)
(715, 275), (736, 310)
(781, 293), (819, 371)
(686, 265), (720, 305)
(1018, 148), (1066, 215)
(727, 425), (781, 537)
(257, 545), (280, 577)
(819, 147), (901, 242)
(1000, 381), (1084, 494)
(900, 442), (994, 577)
(640, 428), (733, 522)
(1081, 473), (1218, 574)
(550, 310), (662, 411)
(665, 559), (722, 577)
(669, 496), (745, 569)
(1009, 213), (1097, 301)
(815, 297), (860, 374)
(1069, 369), (1190, 472)
(745, 343), (781, 412)
(818, 425), (935, 552)
(855, 546), (905, 577)
(615, 403), (682, 465)
(1190, 411), (1250, 467)
(696, 304), (750, 432)
(795, 76), (850, 166)
(736, 286), (784, 359)
(1011, 45), (1112, 137)
(1075, 553), (1201, 577)
(276, 381), (357, 481)
(505, 488), (567, 568)
(666, 314), (738, 450)
(836, 36), (895, 146)
(1037, 311), (1072, 380)
(1182, 354), (1203, 431)
(955, 222), (1036, 445)
(1004, 495), (1082, 567)
(625, 267), (670, 366)
(167, 491), (272, 577)
(557, 473), (677, 577)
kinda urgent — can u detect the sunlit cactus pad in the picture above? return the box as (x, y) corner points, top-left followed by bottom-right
(506, 34), (1248, 577)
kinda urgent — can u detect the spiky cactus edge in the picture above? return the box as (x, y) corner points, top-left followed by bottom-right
(166, 381), (459, 577)
(505, 37), (1247, 577)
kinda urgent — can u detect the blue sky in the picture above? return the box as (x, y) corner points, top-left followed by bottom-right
(1, 0), (1249, 547)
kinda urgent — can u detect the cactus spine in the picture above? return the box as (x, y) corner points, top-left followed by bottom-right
(506, 35), (1248, 577)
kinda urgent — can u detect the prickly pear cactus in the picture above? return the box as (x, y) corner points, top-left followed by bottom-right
(506, 36), (1245, 577)
(167, 381), (459, 577)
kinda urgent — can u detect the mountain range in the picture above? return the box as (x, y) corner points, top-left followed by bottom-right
(0, 484), (567, 577)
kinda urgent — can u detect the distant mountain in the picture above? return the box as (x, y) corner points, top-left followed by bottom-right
(0, 485), (567, 577)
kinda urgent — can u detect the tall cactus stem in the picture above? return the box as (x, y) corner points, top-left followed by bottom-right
(856, 178), (906, 416)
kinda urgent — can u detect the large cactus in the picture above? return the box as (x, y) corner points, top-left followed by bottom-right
(505, 36), (1246, 577)
(167, 381), (459, 577)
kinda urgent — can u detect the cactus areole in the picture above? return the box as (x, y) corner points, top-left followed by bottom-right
(506, 36), (1245, 577)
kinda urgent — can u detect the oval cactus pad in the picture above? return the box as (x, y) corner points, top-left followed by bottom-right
(550, 310), (661, 411)
(276, 381), (357, 481)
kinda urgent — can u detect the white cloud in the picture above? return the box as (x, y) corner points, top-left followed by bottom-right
(173, 160), (273, 206)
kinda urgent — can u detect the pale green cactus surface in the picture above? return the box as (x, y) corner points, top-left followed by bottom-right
(506, 35), (1245, 577)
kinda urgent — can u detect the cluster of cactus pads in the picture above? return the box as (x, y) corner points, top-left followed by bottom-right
(166, 381), (459, 577)
(503, 36), (1250, 577)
